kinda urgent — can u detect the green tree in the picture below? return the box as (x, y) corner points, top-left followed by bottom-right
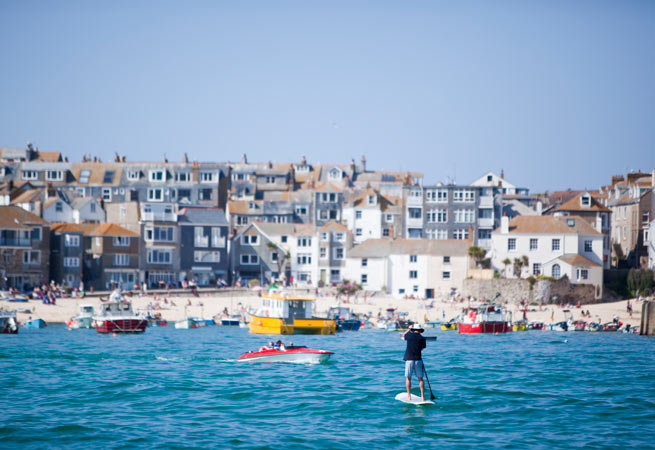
(468, 245), (487, 268)
(627, 269), (655, 297)
(502, 258), (511, 277)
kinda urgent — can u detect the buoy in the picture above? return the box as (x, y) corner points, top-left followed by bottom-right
(112, 332), (117, 337)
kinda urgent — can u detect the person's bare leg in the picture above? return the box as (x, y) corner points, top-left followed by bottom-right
(418, 378), (425, 401)
(406, 376), (412, 400)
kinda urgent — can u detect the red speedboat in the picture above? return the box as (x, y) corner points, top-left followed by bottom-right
(238, 346), (333, 364)
(93, 293), (147, 334)
(458, 304), (512, 334)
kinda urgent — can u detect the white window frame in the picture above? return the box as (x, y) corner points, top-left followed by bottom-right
(64, 257), (80, 267)
(114, 254), (130, 266)
(409, 270), (418, 279)
(175, 172), (191, 183)
(552, 239), (560, 251)
(320, 247), (328, 259)
(46, 170), (63, 181)
(442, 271), (451, 279)
(334, 248), (344, 260)
(23, 250), (41, 265)
(147, 188), (164, 202)
(241, 235), (259, 246)
(113, 236), (130, 247)
(200, 172), (217, 183)
(530, 238), (538, 250)
(241, 254), (259, 265)
(149, 170), (165, 182)
(21, 170), (38, 180)
(508, 238), (516, 251)
(102, 188), (112, 201)
(127, 170), (139, 181)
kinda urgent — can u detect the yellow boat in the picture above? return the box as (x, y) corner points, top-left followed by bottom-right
(248, 291), (336, 335)
(441, 322), (457, 331)
(512, 320), (527, 332)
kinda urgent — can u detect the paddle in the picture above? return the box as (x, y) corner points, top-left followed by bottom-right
(423, 362), (436, 401)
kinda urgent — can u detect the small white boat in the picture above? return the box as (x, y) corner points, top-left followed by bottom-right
(68, 304), (95, 329)
(0, 311), (19, 334)
(238, 346), (333, 364)
(174, 318), (199, 329)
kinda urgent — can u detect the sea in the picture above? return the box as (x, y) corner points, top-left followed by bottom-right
(1, 325), (654, 450)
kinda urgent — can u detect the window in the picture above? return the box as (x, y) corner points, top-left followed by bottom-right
(127, 170), (139, 181)
(297, 237), (312, 247)
(454, 209), (475, 223)
(533, 263), (541, 275)
(508, 238), (516, 251)
(385, 214), (393, 223)
(367, 195), (376, 205)
(413, 285), (419, 293)
(334, 248), (344, 260)
(435, 189), (448, 202)
(177, 189), (191, 202)
(355, 228), (362, 237)
(147, 188), (163, 201)
(114, 254), (130, 266)
(175, 172), (191, 183)
(409, 270), (418, 279)
(3, 254), (10, 264)
(200, 172), (216, 183)
(409, 255), (417, 263)
(552, 239), (560, 251)
(334, 233), (345, 242)
(281, 235), (288, 243)
(195, 227), (208, 247)
(320, 247), (327, 259)
(240, 254), (259, 265)
(410, 190), (422, 198)
(194, 251), (220, 263)
(113, 236), (130, 247)
(65, 234), (80, 247)
(31, 227), (41, 241)
(642, 211), (650, 225)
(434, 209), (447, 223)
(435, 229), (448, 240)
(580, 194), (591, 207)
(328, 168), (341, 180)
(552, 264), (560, 278)
(271, 251), (278, 261)
(211, 228), (224, 248)
(147, 249), (172, 264)
(296, 254), (312, 265)
(241, 235), (259, 245)
(103, 170), (115, 184)
(355, 210), (362, 219)
(102, 188), (111, 201)
(55, 202), (63, 213)
(149, 170), (165, 182)
(199, 189), (212, 201)
(453, 229), (469, 240)
(361, 274), (367, 284)
(146, 227), (174, 242)
(442, 271), (451, 279)
(530, 239), (538, 250)
(64, 257), (80, 267)
(584, 240), (592, 252)
(453, 189), (475, 202)
(22, 170), (37, 180)
(23, 251), (40, 264)
(295, 206), (307, 216)
(383, 228), (389, 237)
(443, 256), (450, 264)
(361, 258), (367, 267)
(576, 268), (589, 281)
(408, 208), (422, 219)
(46, 170), (63, 181)
(320, 232), (328, 242)
(425, 190), (435, 202)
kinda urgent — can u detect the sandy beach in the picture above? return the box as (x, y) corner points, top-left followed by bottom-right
(1, 288), (644, 328)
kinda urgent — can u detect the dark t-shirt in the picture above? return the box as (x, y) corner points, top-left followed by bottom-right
(403, 331), (426, 361)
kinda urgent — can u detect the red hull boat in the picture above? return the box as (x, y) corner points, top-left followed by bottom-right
(458, 304), (512, 334)
(238, 346), (333, 364)
(93, 291), (147, 334)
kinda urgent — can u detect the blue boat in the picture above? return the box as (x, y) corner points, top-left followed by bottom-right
(328, 306), (361, 332)
(24, 318), (47, 329)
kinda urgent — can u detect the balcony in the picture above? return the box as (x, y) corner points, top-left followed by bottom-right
(479, 196), (494, 208)
(0, 237), (31, 247)
(478, 217), (495, 228)
(142, 212), (176, 222)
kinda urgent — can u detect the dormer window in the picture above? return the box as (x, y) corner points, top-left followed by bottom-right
(21, 170), (38, 180)
(127, 170), (139, 181)
(295, 165), (309, 173)
(78, 170), (91, 184)
(175, 172), (191, 183)
(367, 195), (377, 205)
(200, 172), (217, 183)
(567, 218), (575, 227)
(103, 170), (115, 184)
(580, 194), (591, 207)
(149, 170), (165, 182)
(248, 202), (256, 209)
(328, 168), (341, 180)
(46, 170), (63, 181)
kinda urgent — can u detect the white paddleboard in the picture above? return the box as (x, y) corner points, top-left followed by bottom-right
(395, 393), (435, 405)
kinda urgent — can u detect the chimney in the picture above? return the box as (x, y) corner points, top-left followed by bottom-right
(500, 169), (504, 179)
(651, 169), (655, 188)
(301, 155), (306, 165)
(241, 153), (248, 164)
(361, 155), (366, 172)
(501, 216), (509, 234)
(536, 201), (543, 215)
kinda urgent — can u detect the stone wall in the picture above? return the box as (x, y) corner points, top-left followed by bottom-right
(462, 277), (597, 305)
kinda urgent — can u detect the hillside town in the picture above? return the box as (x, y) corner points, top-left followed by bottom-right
(1, 144), (653, 302)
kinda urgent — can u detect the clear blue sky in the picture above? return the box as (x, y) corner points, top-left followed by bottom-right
(1, 0), (653, 192)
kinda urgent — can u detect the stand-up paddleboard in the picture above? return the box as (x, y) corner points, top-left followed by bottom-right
(395, 393), (435, 405)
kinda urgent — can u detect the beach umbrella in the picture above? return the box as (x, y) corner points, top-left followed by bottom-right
(268, 285), (279, 290)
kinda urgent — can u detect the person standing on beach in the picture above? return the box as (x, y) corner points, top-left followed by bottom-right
(401, 324), (427, 401)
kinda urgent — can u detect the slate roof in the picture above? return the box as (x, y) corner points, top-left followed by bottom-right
(178, 208), (228, 226)
(0, 205), (49, 227)
(496, 215), (601, 235)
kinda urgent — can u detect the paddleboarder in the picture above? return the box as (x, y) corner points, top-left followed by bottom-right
(401, 324), (426, 401)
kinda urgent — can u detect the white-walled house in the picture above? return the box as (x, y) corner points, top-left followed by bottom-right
(342, 188), (396, 244)
(490, 215), (604, 298)
(42, 197), (74, 223)
(344, 238), (470, 299)
(71, 197), (105, 223)
(648, 219), (655, 270)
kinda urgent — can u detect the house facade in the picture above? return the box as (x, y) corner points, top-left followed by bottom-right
(49, 223), (85, 288)
(139, 202), (180, 287)
(84, 223), (140, 291)
(490, 216), (604, 298)
(178, 208), (229, 286)
(0, 206), (50, 291)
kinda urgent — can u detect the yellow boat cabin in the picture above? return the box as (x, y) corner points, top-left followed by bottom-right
(249, 291), (336, 335)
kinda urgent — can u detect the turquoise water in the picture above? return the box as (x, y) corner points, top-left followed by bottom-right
(1, 326), (654, 449)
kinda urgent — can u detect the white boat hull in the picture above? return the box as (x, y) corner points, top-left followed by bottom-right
(239, 352), (332, 364)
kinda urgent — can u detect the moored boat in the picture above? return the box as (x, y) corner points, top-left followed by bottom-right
(68, 304), (95, 329)
(328, 306), (361, 332)
(238, 345), (333, 364)
(458, 304), (512, 334)
(92, 291), (146, 334)
(175, 318), (200, 329)
(0, 311), (19, 334)
(24, 318), (47, 329)
(248, 290), (336, 335)
(220, 315), (240, 326)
